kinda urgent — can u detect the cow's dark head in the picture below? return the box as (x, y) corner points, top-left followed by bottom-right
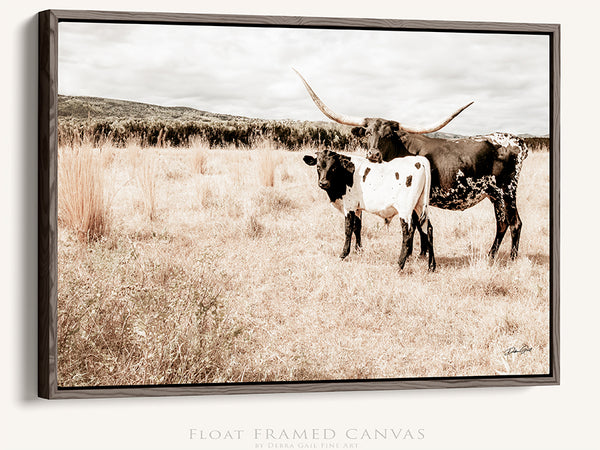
(303, 150), (354, 201)
(351, 119), (409, 163)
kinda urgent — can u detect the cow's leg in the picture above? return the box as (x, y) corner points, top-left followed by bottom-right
(398, 217), (415, 270)
(507, 200), (522, 260)
(426, 218), (436, 272)
(340, 211), (355, 259)
(488, 196), (509, 259)
(353, 210), (362, 252)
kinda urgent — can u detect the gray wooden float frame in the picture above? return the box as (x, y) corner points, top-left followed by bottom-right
(38, 9), (560, 399)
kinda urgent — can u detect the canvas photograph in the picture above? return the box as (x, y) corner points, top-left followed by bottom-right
(46, 15), (555, 393)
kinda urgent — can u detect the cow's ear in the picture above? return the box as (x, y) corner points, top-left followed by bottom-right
(394, 129), (409, 143)
(303, 155), (317, 166)
(351, 127), (366, 138)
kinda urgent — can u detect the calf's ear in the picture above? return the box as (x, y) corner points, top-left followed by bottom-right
(351, 127), (366, 138)
(340, 158), (355, 187)
(339, 157), (355, 175)
(303, 155), (317, 166)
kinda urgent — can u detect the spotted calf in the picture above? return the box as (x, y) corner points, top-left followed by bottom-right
(303, 150), (435, 271)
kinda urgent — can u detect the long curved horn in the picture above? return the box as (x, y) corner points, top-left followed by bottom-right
(293, 68), (367, 127)
(293, 68), (473, 133)
(401, 101), (474, 134)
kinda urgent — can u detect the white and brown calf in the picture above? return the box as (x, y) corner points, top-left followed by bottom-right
(303, 150), (435, 271)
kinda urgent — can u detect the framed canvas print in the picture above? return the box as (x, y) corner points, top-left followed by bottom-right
(38, 10), (560, 399)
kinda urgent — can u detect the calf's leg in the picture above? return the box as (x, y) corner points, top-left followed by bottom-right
(406, 211), (428, 258)
(398, 218), (415, 270)
(353, 210), (362, 251)
(426, 219), (436, 272)
(418, 224), (429, 256)
(340, 211), (356, 259)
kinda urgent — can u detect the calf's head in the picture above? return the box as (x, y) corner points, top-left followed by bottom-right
(303, 150), (355, 200)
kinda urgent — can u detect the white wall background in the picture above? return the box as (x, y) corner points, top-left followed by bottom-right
(2, 1), (598, 449)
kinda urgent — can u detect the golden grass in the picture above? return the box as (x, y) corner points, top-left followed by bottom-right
(126, 141), (142, 178)
(256, 141), (282, 187)
(190, 137), (210, 175)
(58, 145), (111, 242)
(57, 145), (550, 386)
(136, 151), (157, 221)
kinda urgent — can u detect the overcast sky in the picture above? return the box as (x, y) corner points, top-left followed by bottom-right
(59, 22), (550, 135)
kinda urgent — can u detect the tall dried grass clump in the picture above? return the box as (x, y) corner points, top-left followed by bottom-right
(225, 151), (247, 185)
(100, 147), (117, 168)
(258, 149), (282, 187)
(137, 151), (157, 221)
(196, 179), (219, 209)
(246, 214), (264, 238)
(193, 149), (209, 175)
(190, 137), (210, 175)
(127, 141), (142, 178)
(58, 146), (111, 242)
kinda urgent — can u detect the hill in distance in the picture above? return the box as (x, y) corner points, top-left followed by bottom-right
(58, 95), (548, 140)
(58, 95), (256, 123)
(58, 95), (334, 128)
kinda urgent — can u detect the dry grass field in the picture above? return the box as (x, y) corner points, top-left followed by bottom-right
(57, 140), (550, 387)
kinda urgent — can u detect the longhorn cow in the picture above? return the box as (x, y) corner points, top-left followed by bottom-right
(294, 69), (528, 260)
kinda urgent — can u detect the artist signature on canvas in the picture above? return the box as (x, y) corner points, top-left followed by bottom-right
(504, 344), (533, 356)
